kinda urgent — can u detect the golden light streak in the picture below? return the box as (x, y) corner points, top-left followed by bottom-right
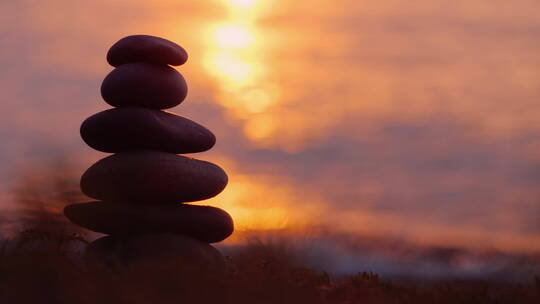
(244, 114), (276, 140)
(226, 0), (258, 9)
(213, 23), (255, 49)
(241, 85), (280, 113)
(203, 0), (281, 142)
(207, 174), (291, 230)
(203, 52), (258, 86)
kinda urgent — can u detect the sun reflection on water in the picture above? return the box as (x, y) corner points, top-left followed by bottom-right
(199, 0), (296, 233)
(227, 0), (258, 9)
(207, 173), (290, 231)
(213, 23), (255, 48)
(203, 0), (280, 140)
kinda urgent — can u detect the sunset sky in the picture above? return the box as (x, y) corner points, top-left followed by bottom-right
(1, 0), (540, 267)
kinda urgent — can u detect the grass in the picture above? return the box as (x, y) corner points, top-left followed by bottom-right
(0, 230), (539, 304)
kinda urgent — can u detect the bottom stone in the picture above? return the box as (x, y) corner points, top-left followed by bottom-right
(85, 234), (228, 303)
(85, 233), (226, 272)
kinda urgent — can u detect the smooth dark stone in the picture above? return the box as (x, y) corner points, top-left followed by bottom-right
(85, 234), (225, 271)
(81, 151), (228, 203)
(107, 35), (188, 67)
(80, 108), (215, 153)
(101, 63), (187, 109)
(64, 202), (234, 243)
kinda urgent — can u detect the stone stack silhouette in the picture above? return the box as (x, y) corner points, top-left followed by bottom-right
(64, 35), (233, 268)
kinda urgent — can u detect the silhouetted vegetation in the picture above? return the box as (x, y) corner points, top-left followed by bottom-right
(1, 230), (539, 304)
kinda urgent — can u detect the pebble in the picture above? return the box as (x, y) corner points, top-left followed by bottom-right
(80, 108), (215, 153)
(80, 151), (228, 203)
(107, 35), (188, 67)
(101, 63), (187, 109)
(64, 202), (234, 243)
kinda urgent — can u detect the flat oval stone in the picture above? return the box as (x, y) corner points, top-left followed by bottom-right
(64, 202), (234, 243)
(85, 234), (225, 272)
(107, 35), (188, 67)
(81, 151), (228, 203)
(80, 108), (215, 153)
(101, 63), (187, 109)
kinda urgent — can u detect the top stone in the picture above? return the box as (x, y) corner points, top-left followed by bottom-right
(107, 35), (188, 67)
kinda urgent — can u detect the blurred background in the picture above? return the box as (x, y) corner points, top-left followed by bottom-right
(1, 0), (540, 279)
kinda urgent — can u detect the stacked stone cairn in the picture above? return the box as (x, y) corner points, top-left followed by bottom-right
(64, 35), (233, 269)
